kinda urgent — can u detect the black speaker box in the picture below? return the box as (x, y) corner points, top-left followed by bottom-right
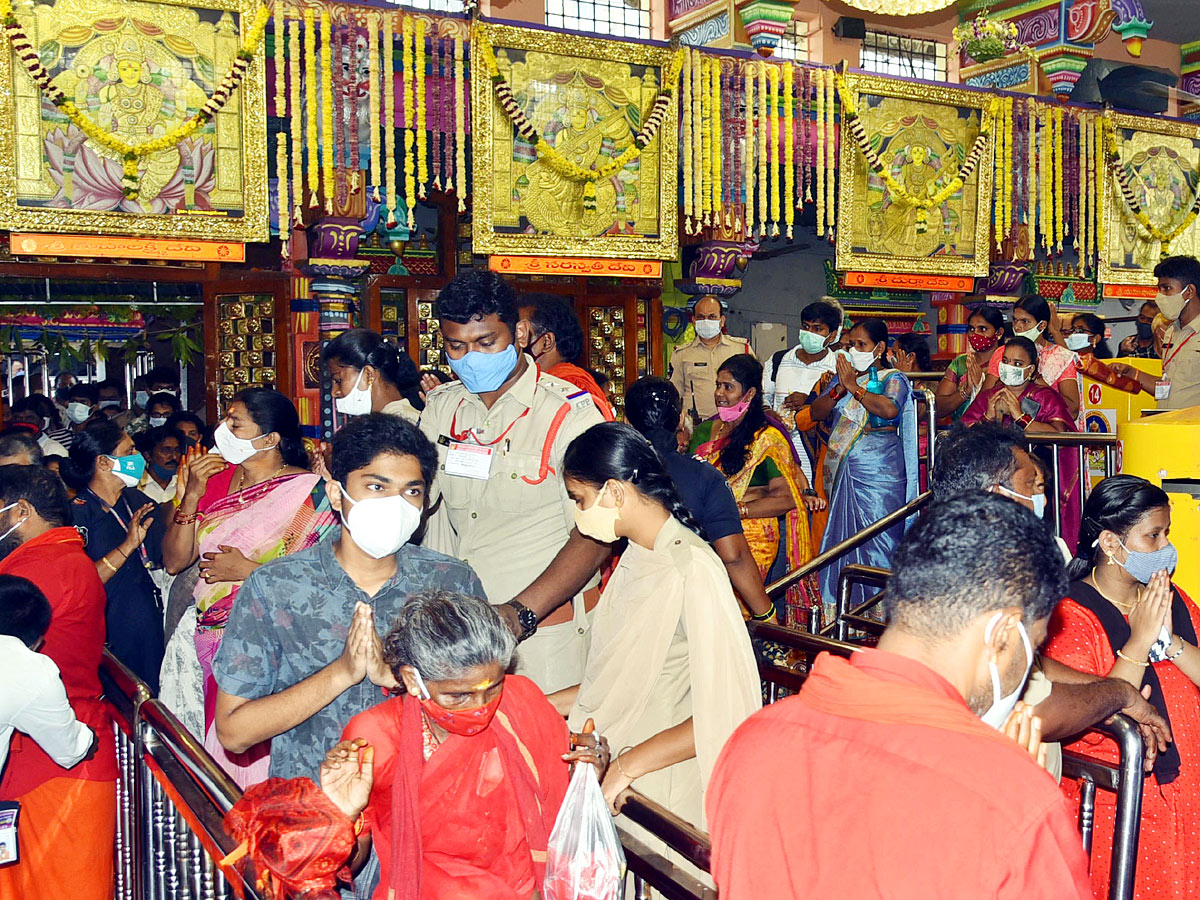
(833, 16), (866, 40)
(1072, 59), (1177, 114)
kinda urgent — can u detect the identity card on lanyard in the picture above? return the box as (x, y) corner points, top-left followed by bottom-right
(445, 442), (494, 479)
(0, 801), (19, 866)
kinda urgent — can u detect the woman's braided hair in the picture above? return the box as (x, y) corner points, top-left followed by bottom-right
(562, 422), (706, 540)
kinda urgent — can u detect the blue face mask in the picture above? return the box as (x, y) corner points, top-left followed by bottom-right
(996, 484), (1046, 519)
(106, 454), (146, 488)
(151, 461), (177, 481)
(447, 344), (519, 395)
(1118, 539), (1178, 585)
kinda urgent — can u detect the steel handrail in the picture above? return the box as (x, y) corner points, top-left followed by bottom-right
(621, 791), (712, 873)
(833, 564), (890, 641)
(1025, 432), (1118, 446)
(1061, 715), (1144, 900)
(748, 619), (861, 659)
(765, 491), (932, 597)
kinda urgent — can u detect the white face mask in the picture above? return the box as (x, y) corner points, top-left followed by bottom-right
(212, 421), (268, 465)
(334, 371), (373, 417)
(979, 614), (1033, 729)
(1065, 333), (1093, 352)
(693, 319), (722, 340)
(994, 484), (1047, 519)
(66, 401), (91, 424)
(997, 362), (1030, 387)
(1013, 323), (1044, 342)
(1155, 289), (1188, 322)
(573, 483), (620, 544)
(339, 484), (422, 559)
(844, 347), (878, 372)
(148, 416), (168, 428)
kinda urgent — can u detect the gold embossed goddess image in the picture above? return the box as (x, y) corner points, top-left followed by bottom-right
(3, 0), (260, 222)
(491, 47), (662, 240)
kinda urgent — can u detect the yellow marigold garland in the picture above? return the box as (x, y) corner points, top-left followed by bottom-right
(682, 47), (693, 233)
(836, 69), (995, 235)
(276, 133), (290, 259)
(304, 8), (318, 208)
(0, 0), (268, 200)
(384, 12), (398, 227)
(287, 13), (303, 224)
(743, 63), (755, 238)
(320, 8), (334, 213)
(273, 4), (286, 119)
(454, 33), (466, 211)
(403, 15), (416, 228)
(767, 63), (777, 237)
(415, 17), (428, 200)
(691, 50), (703, 234)
(367, 12), (381, 203)
(993, 96), (1004, 250)
(1003, 96), (1013, 247)
(824, 68), (834, 235)
(784, 62), (794, 240)
(700, 56), (711, 226)
(713, 58), (723, 225)
(816, 65), (825, 238)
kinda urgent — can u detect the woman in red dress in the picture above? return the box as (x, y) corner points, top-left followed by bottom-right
(1044, 475), (1200, 899)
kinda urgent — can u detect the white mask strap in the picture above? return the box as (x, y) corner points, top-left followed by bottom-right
(411, 668), (432, 700)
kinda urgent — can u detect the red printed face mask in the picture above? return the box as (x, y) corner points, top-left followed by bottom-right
(967, 332), (999, 352)
(413, 669), (503, 736)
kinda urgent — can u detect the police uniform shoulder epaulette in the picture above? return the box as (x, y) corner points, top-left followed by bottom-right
(537, 373), (597, 413)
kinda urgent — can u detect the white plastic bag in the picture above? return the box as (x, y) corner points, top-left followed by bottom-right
(543, 762), (626, 900)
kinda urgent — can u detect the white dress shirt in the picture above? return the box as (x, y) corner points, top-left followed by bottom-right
(0, 635), (93, 774)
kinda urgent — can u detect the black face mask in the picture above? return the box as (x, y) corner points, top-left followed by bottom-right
(1136, 321), (1154, 341)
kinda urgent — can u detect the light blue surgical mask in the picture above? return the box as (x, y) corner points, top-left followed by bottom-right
(797, 330), (828, 355)
(106, 453), (146, 488)
(447, 344), (519, 395)
(1117, 539), (1178, 584)
(995, 484), (1046, 519)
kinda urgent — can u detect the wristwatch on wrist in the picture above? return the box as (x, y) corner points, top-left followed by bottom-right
(505, 600), (539, 642)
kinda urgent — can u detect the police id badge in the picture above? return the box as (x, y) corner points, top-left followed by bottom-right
(0, 801), (19, 866)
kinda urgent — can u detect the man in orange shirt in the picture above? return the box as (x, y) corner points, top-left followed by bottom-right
(0, 465), (115, 900)
(707, 492), (1092, 900)
(518, 294), (615, 421)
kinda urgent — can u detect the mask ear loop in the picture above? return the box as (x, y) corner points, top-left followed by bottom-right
(411, 668), (432, 701)
(984, 612), (1003, 706)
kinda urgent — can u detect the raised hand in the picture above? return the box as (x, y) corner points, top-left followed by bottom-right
(320, 738), (375, 820)
(1001, 701), (1048, 771)
(120, 503), (155, 555)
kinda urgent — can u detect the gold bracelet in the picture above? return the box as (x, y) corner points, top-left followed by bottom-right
(615, 746), (635, 780)
(1116, 648), (1150, 668)
(100, 555), (120, 574)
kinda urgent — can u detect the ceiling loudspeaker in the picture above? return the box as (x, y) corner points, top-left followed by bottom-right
(833, 16), (866, 40)
(1072, 59), (1178, 115)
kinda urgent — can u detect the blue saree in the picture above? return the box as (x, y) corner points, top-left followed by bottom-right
(817, 368), (919, 620)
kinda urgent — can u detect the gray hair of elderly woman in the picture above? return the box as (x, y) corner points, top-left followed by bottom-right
(382, 590), (516, 682)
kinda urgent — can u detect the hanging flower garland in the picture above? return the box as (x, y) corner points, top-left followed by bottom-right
(402, 15), (416, 228)
(304, 8), (319, 208)
(276, 133), (290, 260)
(766, 62), (777, 237)
(743, 62), (754, 238)
(691, 50), (703, 234)
(700, 56), (711, 226)
(415, 17), (428, 200)
(1, 0), (268, 200)
(367, 13), (381, 202)
(824, 68), (835, 236)
(384, 12), (398, 227)
(712, 58), (722, 225)
(1003, 96), (1013, 247)
(816, 66), (825, 238)
(783, 61), (794, 239)
(682, 47), (693, 233)
(1103, 115), (1200, 256)
(477, 27), (682, 214)
(320, 9), (334, 213)
(836, 69), (996, 234)
(454, 32), (466, 212)
(288, 14), (303, 224)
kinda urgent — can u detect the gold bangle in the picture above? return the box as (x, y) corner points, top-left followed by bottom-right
(100, 555), (120, 574)
(1116, 648), (1150, 668)
(615, 746), (635, 781)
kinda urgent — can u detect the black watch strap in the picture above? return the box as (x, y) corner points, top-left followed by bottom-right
(506, 600), (538, 642)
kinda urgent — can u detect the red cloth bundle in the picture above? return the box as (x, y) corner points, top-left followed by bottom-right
(223, 777), (354, 900)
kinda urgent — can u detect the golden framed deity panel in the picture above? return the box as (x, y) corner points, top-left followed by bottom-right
(0, 0), (268, 241)
(471, 22), (679, 261)
(1099, 113), (1200, 286)
(836, 73), (994, 278)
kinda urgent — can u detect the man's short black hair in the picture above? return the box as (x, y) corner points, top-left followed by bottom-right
(67, 383), (98, 404)
(931, 422), (1026, 501)
(437, 270), (519, 336)
(0, 429), (42, 465)
(526, 294), (584, 363)
(0, 464), (71, 527)
(331, 413), (438, 491)
(1153, 255), (1200, 296)
(0, 574), (52, 647)
(885, 492), (1066, 638)
(136, 425), (182, 455)
(800, 300), (842, 333)
(147, 366), (180, 389)
(146, 392), (182, 415)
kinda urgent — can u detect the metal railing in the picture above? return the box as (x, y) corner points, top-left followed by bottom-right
(912, 388), (938, 491)
(765, 491), (932, 599)
(620, 793), (715, 900)
(1061, 717), (1144, 900)
(832, 564), (890, 642)
(1024, 431), (1117, 539)
(102, 651), (262, 900)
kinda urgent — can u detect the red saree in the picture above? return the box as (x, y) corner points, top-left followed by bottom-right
(341, 675), (571, 900)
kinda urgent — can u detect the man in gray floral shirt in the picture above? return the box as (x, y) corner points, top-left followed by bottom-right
(211, 413), (484, 782)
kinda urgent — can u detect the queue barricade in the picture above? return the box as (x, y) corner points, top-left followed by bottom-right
(1024, 431), (1117, 541)
(101, 651), (262, 900)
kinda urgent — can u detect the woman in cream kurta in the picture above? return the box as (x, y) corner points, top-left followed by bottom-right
(555, 422), (762, 842)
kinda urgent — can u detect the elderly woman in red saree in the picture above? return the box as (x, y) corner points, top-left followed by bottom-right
(321, 590), (607, 900)
(162, 388), (334, 787)
(963, 336), (1081, 548)
(689, 355), (824, 624)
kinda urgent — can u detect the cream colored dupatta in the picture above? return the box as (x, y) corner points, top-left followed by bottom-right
(568, 517), (761, 809)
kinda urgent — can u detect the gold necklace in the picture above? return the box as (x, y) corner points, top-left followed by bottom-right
(1089, 569), (1140, 613)
(235, 462), (288, 501)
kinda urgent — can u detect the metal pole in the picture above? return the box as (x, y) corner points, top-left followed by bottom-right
(1078, 776), (1096, 856)
(1050, 444), (1062, 538)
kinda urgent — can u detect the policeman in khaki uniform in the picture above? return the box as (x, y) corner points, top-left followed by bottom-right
(419, 271), (609, 694)
(669, 297), (754, 424)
